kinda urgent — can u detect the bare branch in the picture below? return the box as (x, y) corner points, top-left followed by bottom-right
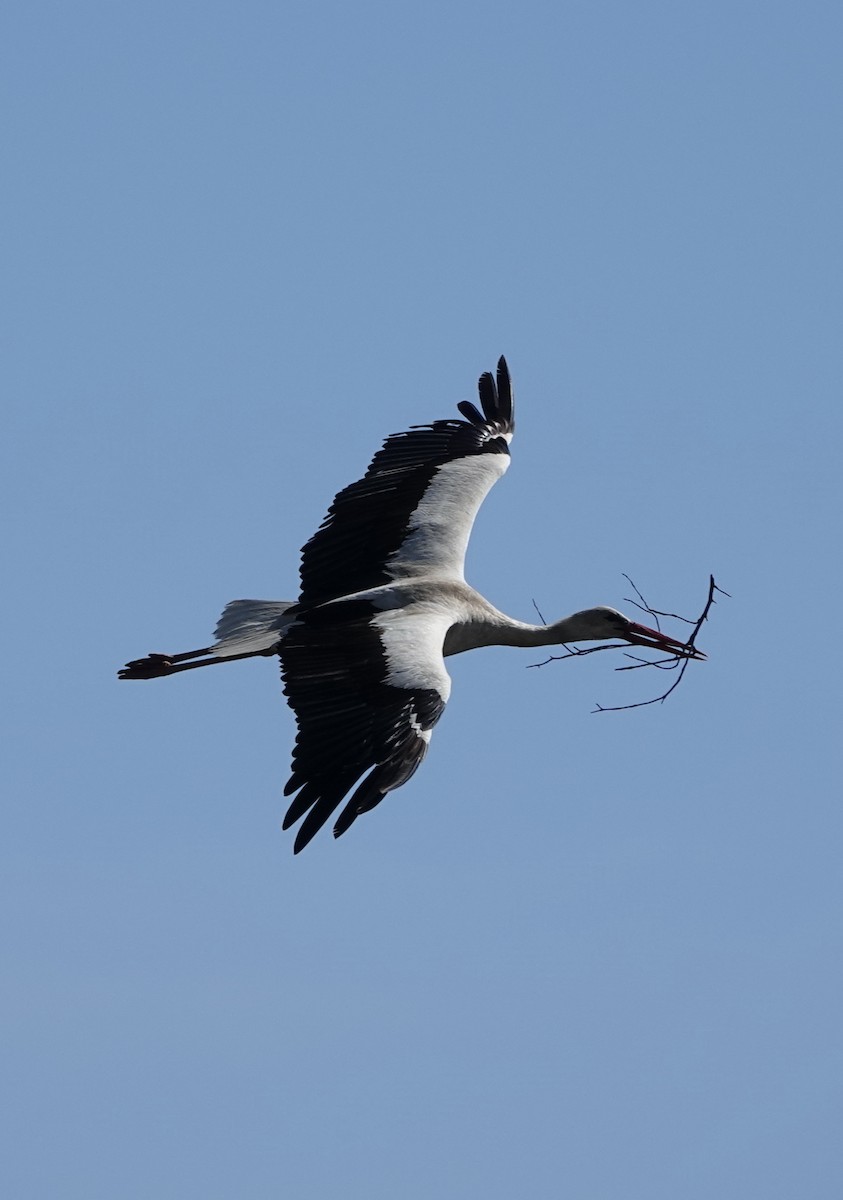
(621, 574), (665, 630)
(593, 658), (691, 712)
(529, 574), (726, 713)
(615, 654), (683, 672)
(593, 574), (722, 712)
(531, 597), (547, 625)
(621, 572), (703, 626)
(527, 642), (630, 670)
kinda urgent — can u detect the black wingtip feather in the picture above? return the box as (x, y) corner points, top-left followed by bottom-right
(293, 795), (344, 853)
(496, 356), (513, 423)
(477, 369), (499, 423)
(332, 805), (360, 839)
(475, 355), (513, 427)
(282, 781), (316, 828)
(457, 399), (485, 424)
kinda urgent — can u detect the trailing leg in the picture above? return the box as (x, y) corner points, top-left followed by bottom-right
(118, 647), (279, 679)
(118, 597), (298, 680)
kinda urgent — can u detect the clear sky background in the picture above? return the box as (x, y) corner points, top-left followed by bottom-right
(3, 2), (842, 1197)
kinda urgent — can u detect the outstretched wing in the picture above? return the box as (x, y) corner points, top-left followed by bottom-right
(297, 356), (515, 605)
(280, 600), (452, 853)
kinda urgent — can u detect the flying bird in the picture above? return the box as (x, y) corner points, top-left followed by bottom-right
(120, 358), (703, 852)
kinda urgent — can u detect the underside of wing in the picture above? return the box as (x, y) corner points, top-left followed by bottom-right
(297, 356), (515, 605)
(280, 600), (451, 852)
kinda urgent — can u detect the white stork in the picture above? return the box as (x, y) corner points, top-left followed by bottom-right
(120, 358), (702, 852)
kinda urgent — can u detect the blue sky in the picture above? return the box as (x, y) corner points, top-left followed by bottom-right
(3, 2), (842, 1196)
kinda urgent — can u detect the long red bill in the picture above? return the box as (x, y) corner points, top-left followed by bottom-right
(624, 621), (706, 660)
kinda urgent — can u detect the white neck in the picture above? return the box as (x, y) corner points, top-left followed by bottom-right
(444, 611), (607, 656)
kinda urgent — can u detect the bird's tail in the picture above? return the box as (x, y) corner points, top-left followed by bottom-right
(119, 598), (297, 679)
(211, 598), (297, 657)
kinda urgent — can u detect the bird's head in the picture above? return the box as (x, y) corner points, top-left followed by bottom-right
(569, 606), (706, 659)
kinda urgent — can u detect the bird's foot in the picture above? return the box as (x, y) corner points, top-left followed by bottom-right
(118, 653), (175, 680)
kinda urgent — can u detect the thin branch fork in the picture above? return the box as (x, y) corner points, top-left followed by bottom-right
(529, 574), (728, 712)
